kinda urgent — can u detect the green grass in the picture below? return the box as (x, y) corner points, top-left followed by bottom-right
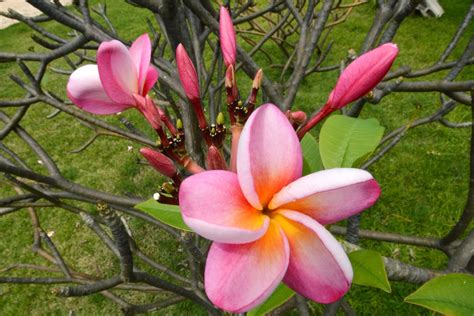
(1, 0), (474, 314)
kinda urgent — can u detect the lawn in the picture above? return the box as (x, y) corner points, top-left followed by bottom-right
(0, 0), (473, 315)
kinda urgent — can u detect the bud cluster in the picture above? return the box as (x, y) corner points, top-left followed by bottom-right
(66, 8), (399, 206)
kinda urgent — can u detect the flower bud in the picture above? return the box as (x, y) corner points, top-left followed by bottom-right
(216, 112), (225, 126)
(176, 118), (183, 130)
(140, 147), (177, 178)
(287, 110), (307, 126)
(219, 6), (237, 67)
(206, 145), (227, 170)
(176, 43), (200, 101)
(176, 43), (208, 130)
(327, 43), (399, 109)
(297, 43), (399, 139)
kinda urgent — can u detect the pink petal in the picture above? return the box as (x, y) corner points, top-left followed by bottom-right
(67, 65), (131, 114)
(237, 103), (302, 210)
(205, 221), (289, 313)
(219, 6), (237, 66)
(97, 39), (138, 105)
(269, 168), (380, 225)
(328, 43), (399, 109)
(129, 33), (152, 94)
(176, 43), (200, 101)
(142, 66), (159, 96)
(179, 170), (269, 243)
(273, 210), (353, 304)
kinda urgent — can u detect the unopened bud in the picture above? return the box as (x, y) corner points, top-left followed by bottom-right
(176, 44), (200, 101)
(217, 112), (225, 125)
(206, 145), (227, 170)
(176, 118), (183, 130)
(219, 6), (237, 67)
(297, 43), (399, 140)
(289, 110), (307, 125)
(327, 43), (399, 110)
(140, 147), (177, 178)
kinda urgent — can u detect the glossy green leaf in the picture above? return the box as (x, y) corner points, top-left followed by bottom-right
(247, 283), (295, 316)
(348, 249), (391, 293)
(405, 274), (474, 316)
(301, 133), (323, 175)
(135, 198), (191, 231)
(319, 115), (384, 168)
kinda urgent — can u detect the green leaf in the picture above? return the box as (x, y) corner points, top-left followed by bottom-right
(247, 283), (295, 316)
(319, 115), (385, 168)
(348, 249), (391, 293)
(405, 274), (474, 316)
(135, 198), (192, 231)
(301, 133), (323, 175)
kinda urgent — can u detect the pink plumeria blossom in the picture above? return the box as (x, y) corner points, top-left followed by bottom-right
(179, 104), (381, 312)
(219, 6), (237, 67)
(67, 34), (158, 115)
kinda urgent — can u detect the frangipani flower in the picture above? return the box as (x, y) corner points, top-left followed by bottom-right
(179, 104), (381, 312)
(67, 34), (158, 115)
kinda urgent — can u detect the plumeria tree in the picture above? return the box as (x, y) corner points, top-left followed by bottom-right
(0, 1), (473, 315)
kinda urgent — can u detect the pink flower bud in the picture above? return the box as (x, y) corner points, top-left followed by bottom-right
(140, 147), (177, 178)
(176, 43), (200, 101)
(206, 145), (228, 170)
(288, 110), (307, 125)
(327, 43), (399, 109)
(219, 6), (237, 67)
(297, 43), (399, 140)
(176, 43), (208, 130)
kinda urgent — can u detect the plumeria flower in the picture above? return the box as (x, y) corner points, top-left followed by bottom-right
(179, 104), (381, 312)
(67, 34), (158, 115)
